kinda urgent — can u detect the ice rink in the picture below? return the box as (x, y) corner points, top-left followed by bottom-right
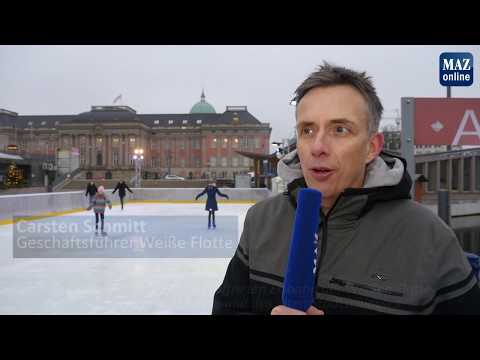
(0, 201), (252, 314)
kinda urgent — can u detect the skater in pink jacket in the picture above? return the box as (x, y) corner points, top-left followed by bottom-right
(87, 185), (112, 236)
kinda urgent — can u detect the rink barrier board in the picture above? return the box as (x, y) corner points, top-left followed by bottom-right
(0, 199), (259, 226)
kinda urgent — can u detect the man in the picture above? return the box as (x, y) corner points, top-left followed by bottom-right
(112, 180), (133, 210)
(85, 181), (97, 205)
(195, 182), (230, 229)
(212, 62), (480, 315)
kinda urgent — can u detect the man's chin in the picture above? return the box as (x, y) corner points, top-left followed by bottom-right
(304, 177), (327, 193)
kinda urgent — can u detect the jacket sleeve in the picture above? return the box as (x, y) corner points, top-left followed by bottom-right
(433, 282), (480, 314)
(216, 188), (229, 199)
(212, 207), (254, 314)
(430, 224), (480, 314)
(85, 186), (89, 196)
(195, 188), (207, 200)
(112, 184), (118, 194)
(126, 184), (133, 193)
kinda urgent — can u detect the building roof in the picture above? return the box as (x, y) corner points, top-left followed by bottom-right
(189, 90), (216, 114)
(1, 104), (268, 129)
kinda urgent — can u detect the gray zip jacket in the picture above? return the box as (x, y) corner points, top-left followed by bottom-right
(212, 151), (479, 314)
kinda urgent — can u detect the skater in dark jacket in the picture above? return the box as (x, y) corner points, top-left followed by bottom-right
(195, 182), (229, 229)
(112, 180), (133, 210)
(87, 186), (112, 236)
(85, 181), (97, 205)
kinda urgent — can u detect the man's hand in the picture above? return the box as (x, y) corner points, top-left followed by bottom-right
(271, 305), (324, 315)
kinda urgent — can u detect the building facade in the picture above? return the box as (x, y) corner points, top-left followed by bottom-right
(0, 93), (272, 181)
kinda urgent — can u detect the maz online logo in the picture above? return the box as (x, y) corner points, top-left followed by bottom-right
(439, 52), (474, 86)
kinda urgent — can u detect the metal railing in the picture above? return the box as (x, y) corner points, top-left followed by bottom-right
(52, 167), (83, 192)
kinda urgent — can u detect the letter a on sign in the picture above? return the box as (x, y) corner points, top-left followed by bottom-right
(452, 110), (480, 145)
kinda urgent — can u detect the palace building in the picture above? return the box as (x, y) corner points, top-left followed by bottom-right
(0, 91), (272, 183)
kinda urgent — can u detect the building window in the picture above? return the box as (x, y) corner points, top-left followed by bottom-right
(475, 156), (480, 191)
(212, 138), (217, 148)
(95, 137), (103, 149)
(130, 137), (135, 143)
(452, 159), (460, 191)
(168, 120), (174, 125)
(154, 120), (160, 125)
(243, 157), (250, 167)
(55, 121), (59, 126)
(113, 151), (119, 166)
(222, 138), (228, 148)
(113, 137), (119, 144)
(180, 159), (186, 168)
(427, 162), (437, 192)
(96, 151), (103, 166)
(41, 121), (46, 126)
(196, 120), (202, 124)
(180, 139), (186, 150)
(255, 137), (261, 149)
(209, 156), (216, 167)
(440, 160), (448, 190)
(464, 157), (472, 192)
(232, 157), (239, 167)
(233, 138), (239, 148)
(182, 120), (188, 125)
(196, 158), (201, 167)
(28, 121), (33, 126)
(222, 157), (227, 167)
(195, 138), (201, 149)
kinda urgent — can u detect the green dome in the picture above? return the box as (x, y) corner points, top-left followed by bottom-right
(189, 90), (216, 114)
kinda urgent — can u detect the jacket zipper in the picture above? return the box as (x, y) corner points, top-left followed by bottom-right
(313, 195), (342, 293)
(329, 277), (404, 297)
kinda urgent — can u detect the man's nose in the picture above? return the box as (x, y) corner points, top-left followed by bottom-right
(310, 131), (330, 157)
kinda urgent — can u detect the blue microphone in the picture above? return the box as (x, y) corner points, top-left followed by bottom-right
(282, 188), (322, 312)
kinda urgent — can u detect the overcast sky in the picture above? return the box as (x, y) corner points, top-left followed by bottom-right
(1, 45), (479, 143)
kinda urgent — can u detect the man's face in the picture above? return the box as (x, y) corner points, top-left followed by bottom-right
(296, 85), (383, 209)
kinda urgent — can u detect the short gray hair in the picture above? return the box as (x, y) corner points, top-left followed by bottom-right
(293, 61), (383, 135)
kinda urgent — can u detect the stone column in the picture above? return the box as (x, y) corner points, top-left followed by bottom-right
(88, 135), (93, 167)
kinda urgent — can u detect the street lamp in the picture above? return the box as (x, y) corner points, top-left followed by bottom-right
(133, 148), (144, 187)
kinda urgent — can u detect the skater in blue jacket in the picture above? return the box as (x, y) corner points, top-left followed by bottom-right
(195, 182), (229, 229)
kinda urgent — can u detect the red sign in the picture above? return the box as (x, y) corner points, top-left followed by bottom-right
(414, 98), (480, 146)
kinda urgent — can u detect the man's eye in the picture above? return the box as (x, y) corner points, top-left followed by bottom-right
(302, 127), (313, 135)
(335, 126), (349, 134)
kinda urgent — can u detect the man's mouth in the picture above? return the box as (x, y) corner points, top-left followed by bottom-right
(310, 167), (335, 180)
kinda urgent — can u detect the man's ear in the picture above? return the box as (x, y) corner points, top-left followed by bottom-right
(366, 132), (384, 164)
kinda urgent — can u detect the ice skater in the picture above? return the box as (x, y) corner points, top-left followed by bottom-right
(87, 185), (112, 236)
(85, 181), (97, 205)
(112, 180), (133, 210)
(195, 182), (229, 229)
